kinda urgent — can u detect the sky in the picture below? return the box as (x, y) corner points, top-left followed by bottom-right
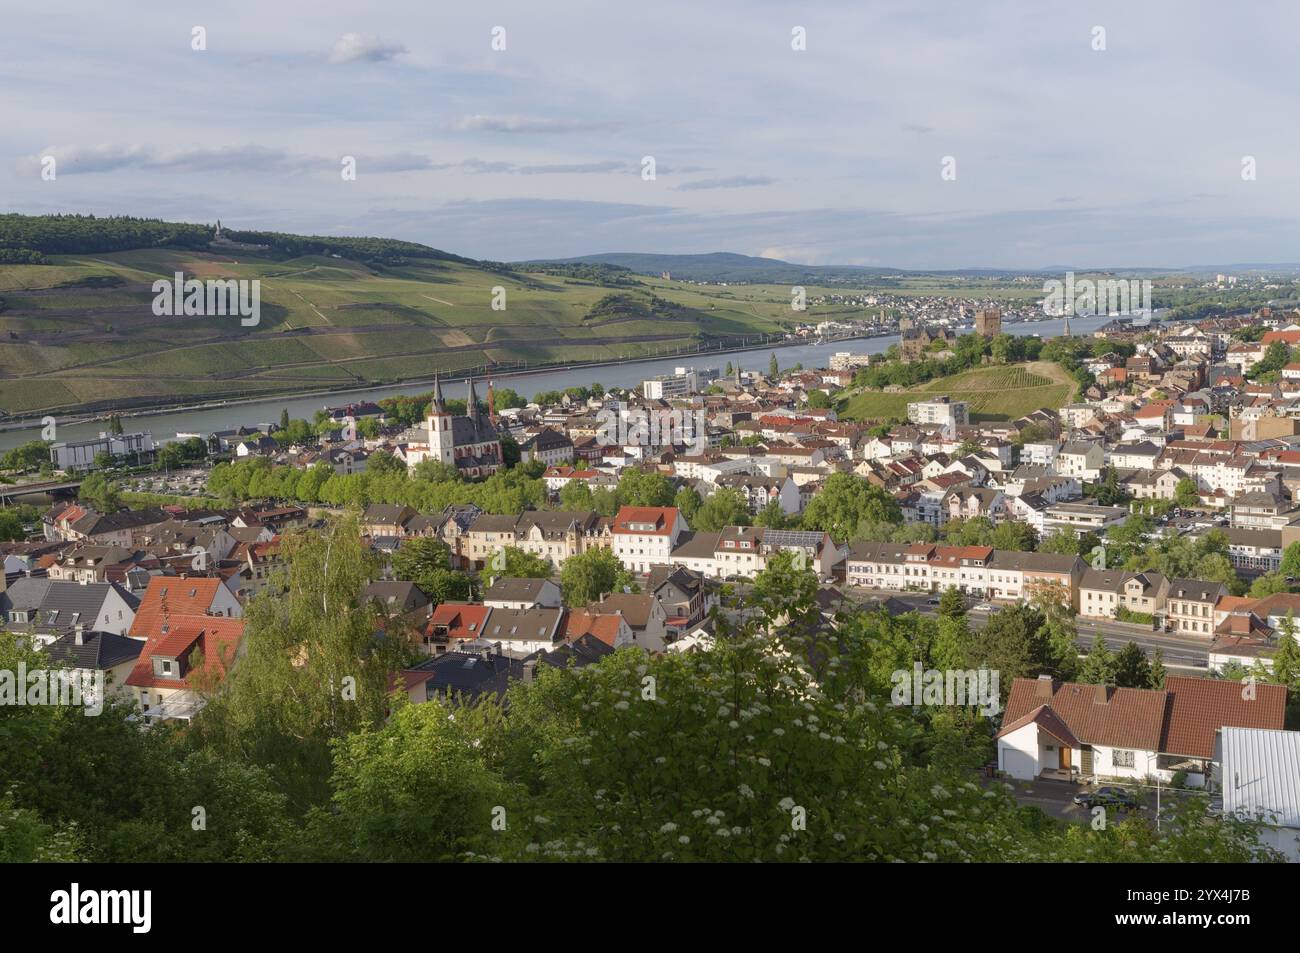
(3, 0), (1300, 269)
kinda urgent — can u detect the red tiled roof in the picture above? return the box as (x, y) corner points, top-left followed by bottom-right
(423, 603), (491, 642)
(1160, 675), (1286, 759)
(612, 506), (678, 535)
(561, 610), (625, 647)
(129, 576), (230, 639)
(999, 678), (1167, 751)
(125, 614), (245, 690)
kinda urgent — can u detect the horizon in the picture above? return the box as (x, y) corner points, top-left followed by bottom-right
(5, 1), (1300, 268)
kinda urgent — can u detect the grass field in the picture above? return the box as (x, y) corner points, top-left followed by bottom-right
(0, 248), (816, 416)
(839, 361), (1075, 423)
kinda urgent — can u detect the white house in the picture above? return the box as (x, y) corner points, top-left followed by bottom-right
(996, 675), (1287, 789)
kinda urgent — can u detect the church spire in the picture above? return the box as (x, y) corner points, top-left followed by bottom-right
(466, 378), (480, 422)
(431, 373), (447, 415)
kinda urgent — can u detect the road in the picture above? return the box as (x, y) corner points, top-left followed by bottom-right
(842, 588), (1212, 671)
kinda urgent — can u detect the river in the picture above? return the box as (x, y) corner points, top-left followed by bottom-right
(9, 313), (1114, 452)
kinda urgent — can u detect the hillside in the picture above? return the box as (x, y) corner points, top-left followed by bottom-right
(522, 251), (904, 284)
(0, 216), (800, 417)
(839, 361), (1075, 423)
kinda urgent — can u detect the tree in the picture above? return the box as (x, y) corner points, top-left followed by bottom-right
(673, 486), (702, 522)
(190, 518), (405, 811)
(806, 390), (831, 409)
(365, 450), (405, 476)
(1039, 528), (1084, 556)
(938, 586), (965, 619)
(108, 415), (124, 436)
(989, 520), (1036, 552)
(802, 472), (901, 541)
(1077, 635), (1117, 685)
(1249, 572), (1290, 598)
(692, 488), (751, 532)
(1114, 641), (1151, 689)
(280, 408), (290, 431)
(0, 509), (24, 541)
(1280, 542), (1300, 580)
(558, 480), (594, 511)
(78, 472), (121, 512)
(390, 537), (470, 604)
(753, 499), (790, 529)
(1174, 478), (1200, 508)
(487, 547), (552, 580)
(560, 548), (636, 606)
(616, 470), (675, 508)
(1149, 647), (1168, 689)
(724, 361), (733, 376)
(769, 352), (779, 378)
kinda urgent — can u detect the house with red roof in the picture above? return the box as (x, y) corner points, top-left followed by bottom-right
(996, 675), (1286, 788)
(125, 614), (245, 724)
(128, 576), (241, 640)
(415, 602), (492, 655)
(611, 506), (686, 573)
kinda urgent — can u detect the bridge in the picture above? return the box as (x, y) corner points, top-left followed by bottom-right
(0, 478), (82, 504)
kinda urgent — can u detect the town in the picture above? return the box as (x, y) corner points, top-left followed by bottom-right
(5, 299), (1300, 863)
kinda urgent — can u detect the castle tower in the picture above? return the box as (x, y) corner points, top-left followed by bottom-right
(426, 373), (454, 466)
(486, 379), (496, 422)
(1063, 313), (1071, 338)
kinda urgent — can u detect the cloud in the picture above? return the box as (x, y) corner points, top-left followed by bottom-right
(423, 157), (628, 175)
(16, 144), (318, 176)
(674, 175), (777, 191)
(328, 33), (407, 64)
(450, 114), (615, 134)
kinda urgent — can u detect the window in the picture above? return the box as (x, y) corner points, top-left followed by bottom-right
(1112, 749), (1135, 768)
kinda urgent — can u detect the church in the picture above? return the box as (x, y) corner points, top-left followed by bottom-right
(403, 376), (503, 478)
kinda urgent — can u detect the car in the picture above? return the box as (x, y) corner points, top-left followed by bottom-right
(925, 596), (942, 606)
(1072, 786), (1141, 811)
(973, 602), (996, 612)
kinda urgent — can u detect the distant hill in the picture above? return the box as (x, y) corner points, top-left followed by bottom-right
(519, 252), (1094, 284)
(520, 252), (912, 284)
(0, 216), (798, 418)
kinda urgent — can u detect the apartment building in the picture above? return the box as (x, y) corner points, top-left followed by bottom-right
(612, 506), (687, 573)
(464, 509), (610, 570)
(844, 542), (1083, 607)
(1078, 569), (1169, 621)
(1166, 578), (1229, 638)
(907, 396), (969, 430)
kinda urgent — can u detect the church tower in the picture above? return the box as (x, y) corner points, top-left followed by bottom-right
(427, 374), (454, 466)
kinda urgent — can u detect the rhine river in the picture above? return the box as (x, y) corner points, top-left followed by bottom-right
(5, 313), (1115, 452)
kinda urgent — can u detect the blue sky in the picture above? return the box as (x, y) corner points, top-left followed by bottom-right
(3, 0), (1299, 268)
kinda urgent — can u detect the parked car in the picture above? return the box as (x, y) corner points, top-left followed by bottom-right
(1073, 786), (1140, 811)
(973, 603), (996, 612)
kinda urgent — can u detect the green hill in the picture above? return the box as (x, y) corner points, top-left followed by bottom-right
(0, 215), (803, 417)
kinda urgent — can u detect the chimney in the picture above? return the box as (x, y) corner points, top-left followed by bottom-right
(1093, 684), (1109, 705)
(522, 659), (537, 683)
(1034, 675), (1053, 699)
(74, 627), (84, 646)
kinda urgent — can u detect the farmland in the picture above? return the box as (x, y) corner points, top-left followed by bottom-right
(839, 361), (1075, 423)
(0, 246), (811, 417)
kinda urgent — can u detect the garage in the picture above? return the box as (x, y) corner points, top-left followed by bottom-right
(1000, 747), (1036, 780)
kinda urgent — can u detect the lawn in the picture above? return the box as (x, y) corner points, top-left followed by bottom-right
(840, 361), (1075, 423)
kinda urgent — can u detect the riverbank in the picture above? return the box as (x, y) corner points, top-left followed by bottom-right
(1, 313), (1112, 451)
